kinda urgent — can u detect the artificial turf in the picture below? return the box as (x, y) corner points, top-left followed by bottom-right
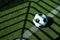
(0, 0), (60, 40)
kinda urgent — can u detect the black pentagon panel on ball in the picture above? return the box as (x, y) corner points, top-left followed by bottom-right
(38, 13), (42, 16)
(43, 18), (46, 22)
(35, 18), (40, 23)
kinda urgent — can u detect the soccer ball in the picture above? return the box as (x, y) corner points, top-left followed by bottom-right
(33, 13), (48, 27)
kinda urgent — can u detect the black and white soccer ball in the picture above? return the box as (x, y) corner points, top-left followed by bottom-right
(33, 13), (48, 27)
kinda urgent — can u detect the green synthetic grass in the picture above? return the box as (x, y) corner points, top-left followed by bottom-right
(31, 2), (49, 15)
(43, 0), (58, 8)
(38, 1), (53, 11)
(51, 13), (60, 33)
(0, 2), (28, 40)
(0, 2), (28, 16)
(29, 29), (51, 40)
(28, 0), (60, 40)
(0, 0), (60, 40)
(29, 0), (39, 2)
(0, 8), (27, 29)
(0, 29), (22, 40)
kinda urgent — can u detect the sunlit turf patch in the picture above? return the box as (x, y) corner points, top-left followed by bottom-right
(43, 0), (58, 8)
(29, 30), (50, 40)
(28, 14), (34, 21)
(40, 28), (59, 39)
(36, 30), (51, 40)
(26, 21), (34, 29)
(53, 0), (60, 4)
(0, 29), (22, 40)
(50, 13), (60, 33)
(29, 8), (39, 15)
(0, 14), (25, 30)
(53, 17), (60, 26)
(29, 34), (40, 40)
(51, 23), (60, 34)
(29, 0), (39, 2)
(0, 8), (27, 22)
(38, 1), (53, 11)
(0, 21), (24, 37)
(29, 36), (39, 40)
(0, 2), (28, 16)
(31, 2), (49, 15)
(52, 13), (60, 25)
(56, 13), (60, 17)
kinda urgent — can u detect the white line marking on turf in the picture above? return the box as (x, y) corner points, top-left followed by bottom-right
(47, 6), (60, 17)
(23, 26), (38, 38)
(16, 6), (60, 40)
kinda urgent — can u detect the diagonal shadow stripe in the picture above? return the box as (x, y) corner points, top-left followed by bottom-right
(31, 4), (60, 38)
(0, 13), (26, 24)
(41, 0), (60, 12)
(28, 12), (60, 29)
(0, 19), (24, 31)
(31, 6), (42, 13)
(33, 1), (60, 13)
(20, 1), (31, 40)
(55, 36), (60, 40)
(30, 6), (48, 15)
(26, 28), (41, 40)
(37, 0), (60, 5)
(30, 12), (60, 34)
(1, 1), (59, 40)
(50, 0), (60, 5)
(30, 6), (60, 27)
(18, 1), (60, 40)
(49, 27), (60, 35)
(0, 27), (23, 39)
(29, 13), (35, 16)
(0, 0), (28, 11)
(31, 2), (60, 19)
(37, 0), (42, 3)
(53, 21), (60, 27)
(29, 12), (60, 39)
(14, 37), (29, 40)
(0, 7), (27, 18)
(13, 13), (35, 40)
(27, 19), (34, 25)
(38, 28), (54, 40)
